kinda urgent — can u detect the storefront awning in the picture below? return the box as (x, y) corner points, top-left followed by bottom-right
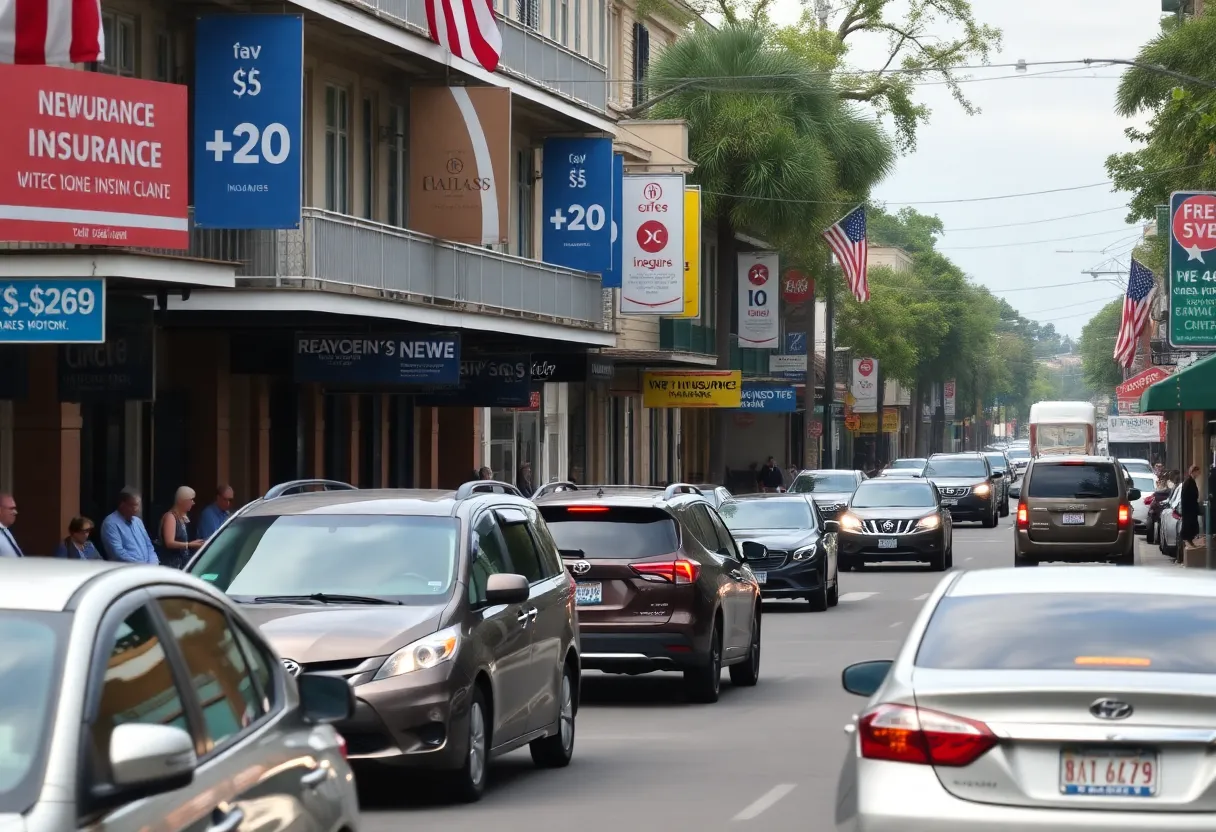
(1140, 352), (1216, 412)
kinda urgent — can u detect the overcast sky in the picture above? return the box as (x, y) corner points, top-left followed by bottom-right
(767, 0), (1164, 338)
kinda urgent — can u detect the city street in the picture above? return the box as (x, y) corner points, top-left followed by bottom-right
(355, 522), (1175, 830)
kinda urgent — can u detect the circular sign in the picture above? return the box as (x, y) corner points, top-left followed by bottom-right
(858, 358), (875, 377)
(747, 263), (769, 286)
(844, 414), (861, 431)
(782, 269), (813, 305)
(643, 182), (664, 202)
(1173, 194), (1216, 252)
(807, 421), (823, 438)
(636, 220), (668, 253)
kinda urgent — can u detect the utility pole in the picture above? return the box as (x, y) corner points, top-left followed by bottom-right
(821, 274), (835, 468)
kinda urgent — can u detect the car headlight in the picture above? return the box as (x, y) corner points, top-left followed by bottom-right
(973, 483), (991, 497)
(839, 513), (863, 532)
(373, 625), (459, 681)
(792, 545), (818, 561)
(916, 514), (940, 530)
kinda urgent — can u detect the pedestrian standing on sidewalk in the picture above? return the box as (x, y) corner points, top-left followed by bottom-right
(157, 487), (204, 569)
(1180, 465), (1202, 550)
(100, 489), (158, 564)
(757, 457), (784, 493)
(55, 516), (101, 560)
(197, 484), (234, 540)
(0, 493), (22, 557)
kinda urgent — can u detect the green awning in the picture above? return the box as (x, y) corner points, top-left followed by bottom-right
(1140, 352), (1216, 412)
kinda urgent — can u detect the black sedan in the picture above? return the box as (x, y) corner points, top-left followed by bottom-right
(719, 494), (839, 612)
(923, 452), (1001, 527)
(788, 469), (865, 521)
(837, 479), (953, 571)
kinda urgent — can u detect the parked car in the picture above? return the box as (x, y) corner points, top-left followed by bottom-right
(837, 566), (1216, 831)
(1128, 472), (1158, 533)
(187, 477), (580, 802)
(1158, 483), (1185, 561)
(0, 558), (358, 832)
(788, 469), (867, 520)
(534, 483), (763, 703)
(1014, 456), (1141, 567)
(1145, 481), (1175, 544)
(837, 478), (953, 572)
(719, 494), (839, 610)
(1119, 458), (1156, 477)
(924, 453), (1001, 528)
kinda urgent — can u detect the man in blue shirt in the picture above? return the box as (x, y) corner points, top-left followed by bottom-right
(100, 488), (158, 564)
(197, 484), (234, 540)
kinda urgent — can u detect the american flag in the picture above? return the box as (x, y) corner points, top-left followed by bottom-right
(1113, 258), (1155, 369)
(823, 206), (869, 302)
(425, 0), (502, 73)
(0, 0), (103, 64)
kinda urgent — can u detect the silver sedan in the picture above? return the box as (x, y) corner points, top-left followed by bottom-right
(835, 567), (1216, 830)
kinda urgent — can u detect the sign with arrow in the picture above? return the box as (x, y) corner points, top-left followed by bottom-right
(1168, 191), (1216, 348)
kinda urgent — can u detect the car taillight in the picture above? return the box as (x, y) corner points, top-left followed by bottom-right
(337, 734), (348, 759)
(629, 559), (700, 584)
(1016, 503), (1028, 529)
(1118, 505), (1131, 527)
(859, 703), (996, 767)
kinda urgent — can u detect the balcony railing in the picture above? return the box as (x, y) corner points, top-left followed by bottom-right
(1, 208), (606, 329)
(345, 0), (608, 111)
(660, 319), (772, 376)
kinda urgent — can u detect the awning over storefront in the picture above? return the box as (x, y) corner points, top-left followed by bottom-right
(1140, 353), (1216, 412)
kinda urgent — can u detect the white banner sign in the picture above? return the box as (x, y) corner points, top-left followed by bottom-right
(769, 354), (807, 373)
(620, 174), (685, 315)
(736, 252), (780, 348)
(1108, 415), (1165, 443)
(944, 379), (956, 418)
(851, 357), (878, 413)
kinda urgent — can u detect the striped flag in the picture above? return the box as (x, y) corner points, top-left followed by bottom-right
(823, 206), (869, 302)
(425, 0), (502, 73)
(1113, 258), (1155, 369)
(0, 0), (103, 65)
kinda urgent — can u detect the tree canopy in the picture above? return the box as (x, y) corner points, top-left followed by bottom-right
(1079, 299), (1126, 393)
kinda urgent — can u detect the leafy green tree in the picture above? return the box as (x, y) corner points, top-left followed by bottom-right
(1079, 300), (1126, 393)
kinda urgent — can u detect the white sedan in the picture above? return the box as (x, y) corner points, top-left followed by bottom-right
(1130, 473), (1158, 532)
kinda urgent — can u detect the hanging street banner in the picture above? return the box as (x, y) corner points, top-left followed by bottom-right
(542, 137), (613, 273)
(0, 64), (188, 248)
(738, 384), (797, 412)
(850, 358), (878, 413)
(673, 186), (701, 318)
(1108, 414), (1166, 443)
(620, 174), (685, 314)
(294, 333), (461, 385)
(600, 154), (624, 288)
(1115, 366), (1171, 414)
(737, 252), (779, 348)
(194, 14), (304, 229)
(1168, 191), (1216, 348)
(642, 370), (741, 408)
(944, 378), (957, 418)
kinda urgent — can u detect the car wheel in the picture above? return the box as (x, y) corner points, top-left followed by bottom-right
(530, 665), (576, 768)
(684, 622), (722, 703)
(1000, 497), (1010, 518)
(444, 687), (489, 802)
(1113, 550), (1136, 567)
(729, 611), (761, 687)
(928, 549), (946, 571)
(945, 544), (954, 569)
(1145, 519), (1156, 544)
(807, 569), (829, 611)
(982, 508), (997, 528)
(1014, 551), (1038, 567)
(838, 557), (853, 572)
(827, 573), (839, 607)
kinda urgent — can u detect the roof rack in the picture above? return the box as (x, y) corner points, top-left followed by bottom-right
(662, 483), (704, 499)
(454, 480), (524, 499)
(263, 479), (358, 500)
(532, 481), (579, 499)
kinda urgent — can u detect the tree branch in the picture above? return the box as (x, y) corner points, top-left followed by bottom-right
(836, 0), (866, 41)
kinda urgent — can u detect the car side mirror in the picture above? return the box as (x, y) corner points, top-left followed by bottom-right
(841, 660), (893, 697)
(740, 541), (767, 562)
(109, 722), (196, 791)
(485, 572), (530, 605)
(298, 672), (355, 724)
(1128, 488), (1141, 501)
(992, 471), (1004, 479)
(823, 520), (840, 534)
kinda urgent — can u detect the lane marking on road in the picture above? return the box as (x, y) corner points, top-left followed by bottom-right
(838, 592), (878, 603)
(912, 593), (930, 601)
(889, 621), (903, 628)
(964, 557), (973, 562)
(733, 784), (798, 821)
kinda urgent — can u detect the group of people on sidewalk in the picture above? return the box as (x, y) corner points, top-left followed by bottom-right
(0, 484), (236, 567)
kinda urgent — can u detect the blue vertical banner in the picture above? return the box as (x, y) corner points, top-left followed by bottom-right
(542, 138), (614, 273)
(193, 15), (304, 229)
(786, 331), (807, 355)
(600, 154), (624, 288)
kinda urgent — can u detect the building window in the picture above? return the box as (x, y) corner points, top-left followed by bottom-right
(517, 0), (539, 28)
(153, 31), (172, 82)
(593, 0), (602, 62)
(99, 13), (136, 77)
(632, 22), (650, 106)
(703, 236), (717, 325)
(574, 0), (581, 52)
(516, 148), (533, 257)
(608, 6), (620, 101)
(387, 104), (406, 227)
(560, 0), (569, 45)
(362, 97), (375, 219)
(324, 85), (350, 214)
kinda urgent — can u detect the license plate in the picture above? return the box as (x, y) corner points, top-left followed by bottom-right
(942, 498), (958, 506)
(753, 571), (767, 584)
(575, 582), (602, 606)
(878, 538), (898, 549)
(1062, 513), (1085, 525)
(1060, 750), (1157, 797)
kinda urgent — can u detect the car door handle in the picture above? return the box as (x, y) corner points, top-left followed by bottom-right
(207, 807), (245, 832)
(528, 607), (538, 621)
(301, 766), (328, 788)
(517, 609), (530, 624)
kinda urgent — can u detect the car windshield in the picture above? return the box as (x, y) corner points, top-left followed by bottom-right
(924, 458), (988, 478)
(540, 506), (680, 559)
(1026, 463), (1119, 499)
(1007, 448), (1031, 460)
(917, 594), (1216, 673)
(851, 482), (937, 508)
(1131, 474), (1156, 494)
(719, 500), (814, 530)
(190, 515), (461, 603)
(1121, 460), (1155, 475)
(0, 612), (68, 815)
(888, 459), (925, 469)
(789, 472), (857, 493)
(984, 454), (1008, 471)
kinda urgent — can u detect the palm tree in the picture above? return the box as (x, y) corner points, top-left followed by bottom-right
(645, 23), (894, 479)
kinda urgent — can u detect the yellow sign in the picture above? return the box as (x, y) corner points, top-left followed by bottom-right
(844, 414), (861, 431)
(675, 187), (701, 318)
(857, 408), (899, 433)
(643, 370), (742, 408)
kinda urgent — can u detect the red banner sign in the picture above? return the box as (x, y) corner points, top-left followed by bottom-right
(1115, 367), (1171, 401)
(782, 269), (813, 305)
(0, 64), (188, 248)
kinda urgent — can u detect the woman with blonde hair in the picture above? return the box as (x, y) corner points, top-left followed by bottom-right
(157, 486), (203, 568)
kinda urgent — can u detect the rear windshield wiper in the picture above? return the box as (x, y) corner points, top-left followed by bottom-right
(1072, 492), (1108, 499)
(559, 549), (586, 559)
(251, 593), (403, 605)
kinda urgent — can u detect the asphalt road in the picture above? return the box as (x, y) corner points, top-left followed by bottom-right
(355, 520), (1174, 831)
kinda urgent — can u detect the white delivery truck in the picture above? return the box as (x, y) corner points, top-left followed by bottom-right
(1028, 401), (1097, 457)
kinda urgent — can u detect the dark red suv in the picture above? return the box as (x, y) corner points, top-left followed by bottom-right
(533, 483), (765, 703)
